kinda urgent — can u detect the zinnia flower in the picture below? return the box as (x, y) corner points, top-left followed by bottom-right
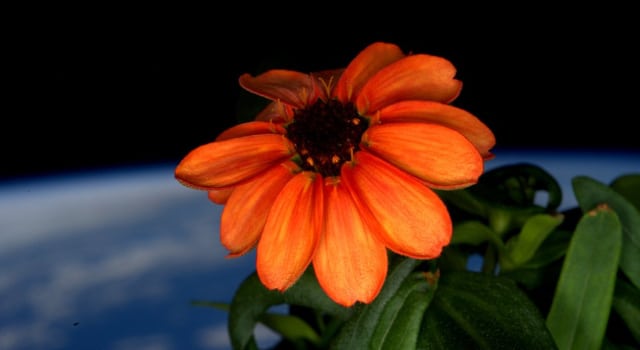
(175, 42), (495, 307)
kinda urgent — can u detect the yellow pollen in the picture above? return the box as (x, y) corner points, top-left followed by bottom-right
(351, 118), (360, 125)
(306, 157), (315, 167)
(331, 154), (340, 164)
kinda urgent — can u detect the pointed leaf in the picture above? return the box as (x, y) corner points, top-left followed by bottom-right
(546, 205), (622, 350)
(418, 270), (556, 349)
(370, 272), (436, 349)
(573, 176), (640, 289)
(612, 279), (640, 344)
(282, 267), (352, 319)
(435, 188), (487, 218)
(450, 220), (504, 248)
(517, 228), (572, 269)
(259, 313), (321, 345)
(228, 273), (285, 350)
(330, 255), (421, 349)
(228, 268), (350, 350)
(502, 213), (564, 270)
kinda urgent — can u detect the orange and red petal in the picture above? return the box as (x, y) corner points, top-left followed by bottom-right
(356, 54), (462, 115)
(239, 70), (325, 110)
(215, 121), (286, 141)
(342, 151), (452, 259)
(313, 179), (388, 307)
(333, 42), (405, 103)
(208, 188), (234, 204)
(221, 161), (299, 257)
(363, 123), (484, 189)
(256, 172), (324, 292)
(378, 101), (496, 159)
(175, 134), (294, 190)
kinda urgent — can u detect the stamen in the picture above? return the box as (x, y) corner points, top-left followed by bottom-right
(318, 76), (335, 97)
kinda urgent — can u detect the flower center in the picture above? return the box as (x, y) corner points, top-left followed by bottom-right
(286, 99), (369, 177)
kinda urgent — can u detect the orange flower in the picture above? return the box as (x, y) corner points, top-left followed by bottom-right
(175, 42), (495, 307)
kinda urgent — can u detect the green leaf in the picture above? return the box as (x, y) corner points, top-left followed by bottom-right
(439, 163), (563, 235)
(370, 272), (437, 349)
(282, 266), (352, 319)
(519, 229), (572, 269)
(436, 187), (487, 218)
(546, 205), (622, 350)
(438, 245), (471, 271)
(259, 313), (321, 345)
(502, 213), (564, 270)
(573, 176), (640, 289)
(451, 220), (504, 248)
(418, 270), (557, 350)
(610, 174), (640, 212)
(330, 255), (422, 349)
(612, 279), (640, 344)
(228, 273), (286, 350)
(471, 163), (563, 210)
(498, 264), (559, 291)
(228, 268), (350, 350)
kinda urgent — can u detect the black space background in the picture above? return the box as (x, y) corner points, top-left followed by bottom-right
(4, 6), (639, 181)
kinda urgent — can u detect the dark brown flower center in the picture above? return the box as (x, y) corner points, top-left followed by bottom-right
(286, 99), (368, 177)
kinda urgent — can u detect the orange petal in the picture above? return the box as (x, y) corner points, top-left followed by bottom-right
(239, 70), (324, 110)
(215, 121), (286, 141)
(312, 178), (388, 307)
(363, 123), (484, 189)
(342, 151), (452, 259)
(257, 172), (324, 291)
(208, 188), (234, 204)
(356, 54), (462, 114)
(175, 134), (294, 190)
(378, 101), (496, 159)
(221, 161), (299, 257)
(333, 42), (405, 102)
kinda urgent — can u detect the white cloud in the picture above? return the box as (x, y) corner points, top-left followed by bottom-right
(0, 322), (64, 350)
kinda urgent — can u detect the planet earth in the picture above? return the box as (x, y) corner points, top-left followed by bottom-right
(1, 148), (638, 350)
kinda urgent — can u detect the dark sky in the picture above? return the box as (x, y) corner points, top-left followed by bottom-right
(5, 7), (638, 181)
